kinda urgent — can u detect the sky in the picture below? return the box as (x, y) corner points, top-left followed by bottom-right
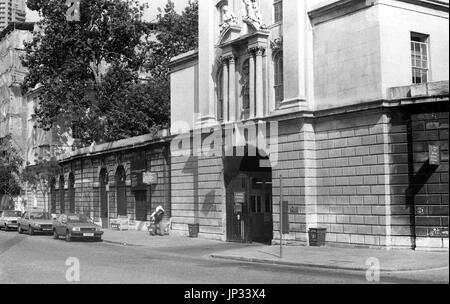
(25, 0), (191, 23)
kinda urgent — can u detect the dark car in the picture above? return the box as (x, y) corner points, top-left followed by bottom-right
(53, 214), (103, 242)
(17, 209), (53, 235)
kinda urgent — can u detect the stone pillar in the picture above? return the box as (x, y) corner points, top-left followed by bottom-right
(249, 52), (256, 118)
(255, 47), (265, 118)
(198, 0), (216, 125)
(222, 59), (229, 122)
(228, 56), (236, 122)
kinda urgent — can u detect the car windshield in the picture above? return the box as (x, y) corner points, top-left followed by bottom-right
(67, 215), (92, 223)
(3, 211), (21, 217)
(29, 212), (50, 220)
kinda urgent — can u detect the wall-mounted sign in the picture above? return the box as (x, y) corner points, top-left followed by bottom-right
(429, 145), (440, 166)
(235, 203), (243, 213)
(234, 192), (245, 204)
(143, 172), (158, 185)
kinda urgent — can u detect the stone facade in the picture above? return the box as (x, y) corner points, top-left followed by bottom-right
(53, 134), (171, 231)
(169, 0), (449, 249)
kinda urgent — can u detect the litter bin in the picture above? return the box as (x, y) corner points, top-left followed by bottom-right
(188, 223), (199, 238)
(308, 228), (327, 246)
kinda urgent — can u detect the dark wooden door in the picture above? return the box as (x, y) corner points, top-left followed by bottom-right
(135, 191), (148, 222)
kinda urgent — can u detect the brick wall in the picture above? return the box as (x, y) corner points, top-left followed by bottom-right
(170, 130), (225, 240)
(389, 105), (449, 249)
(314, 110), (390, 247)
(52, 142), (170, 230)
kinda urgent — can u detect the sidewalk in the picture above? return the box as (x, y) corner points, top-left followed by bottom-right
(210, 244), (450, 272)
(101, 229), (226, 249)
(101, 229), (449, 272)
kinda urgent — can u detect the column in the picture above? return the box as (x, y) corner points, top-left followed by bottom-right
(228, 56), (236, 122)
(249, 52), (255, 118)
(255, 47), (265, 118)
(222, 59), (229, 122)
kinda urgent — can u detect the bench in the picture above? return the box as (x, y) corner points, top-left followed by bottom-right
(110, 215), (130, 231)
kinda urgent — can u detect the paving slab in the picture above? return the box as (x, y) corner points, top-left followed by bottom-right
(210, 245), (450, 272)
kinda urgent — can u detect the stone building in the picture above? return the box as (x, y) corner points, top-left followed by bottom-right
(54, 133), (171, 231)
(0, 0), (26, 31)
(169, 0), (449, 250)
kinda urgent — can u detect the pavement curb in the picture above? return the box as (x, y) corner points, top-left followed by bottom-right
(210, 254), (450, 272)
(103, 239), (142, 247)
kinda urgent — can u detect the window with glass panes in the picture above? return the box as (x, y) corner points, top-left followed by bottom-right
(274, 0), (283, 23)
(411, 33), (429, 84)
(274, 52), (284, 107)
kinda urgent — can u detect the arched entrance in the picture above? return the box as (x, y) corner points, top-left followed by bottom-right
(99, 168), (109, 228)
(68, 173), (75, 213)
(59, 176), (65, 214)
(225, 154), (273, 244)
(115, 166), (127, 216)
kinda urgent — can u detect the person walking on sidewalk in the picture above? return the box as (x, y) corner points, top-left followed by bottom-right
(149, 206), (165, 236)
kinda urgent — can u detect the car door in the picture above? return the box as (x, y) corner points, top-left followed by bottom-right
(53, 215), (61, 234)
(20, 212), (28, 230)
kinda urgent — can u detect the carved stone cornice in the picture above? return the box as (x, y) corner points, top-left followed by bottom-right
(248, 46), (266, 56)
(221, 54), (237, 64)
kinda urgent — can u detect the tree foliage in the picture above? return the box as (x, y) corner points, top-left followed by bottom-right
(144, 0), (199, 83)
(22, 0), (198, 145)
(21, 158), (60, 210)
(0, 135), (23, 198)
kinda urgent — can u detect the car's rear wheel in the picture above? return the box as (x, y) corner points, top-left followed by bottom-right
(29, 226), (34, 235)
(53, 230), (59, 240)
(65, 230), (72, 242)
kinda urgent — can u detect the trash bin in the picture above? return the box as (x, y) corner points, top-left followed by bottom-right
(308, 228), (327, 246)
(188, 223), (199, 238)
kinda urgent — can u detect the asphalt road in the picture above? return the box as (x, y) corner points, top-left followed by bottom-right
(0, 230), (448, 284)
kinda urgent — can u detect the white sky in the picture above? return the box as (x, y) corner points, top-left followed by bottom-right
(26, 0), (191, 23)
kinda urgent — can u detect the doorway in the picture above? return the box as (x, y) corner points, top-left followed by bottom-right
(115, 166), (127, 216)
(225, 156), (273, 244)
(68, 173), (75, 213)
(99, 168), (108, 228)
(135, 191), (148, 222)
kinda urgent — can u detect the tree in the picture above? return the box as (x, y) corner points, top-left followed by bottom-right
(22, 0), (149, 144)
(21, 158), (60, 213)
(144, 0), (199, 83)
(0, 135), (23, 209)
(22, 0), (198, 145)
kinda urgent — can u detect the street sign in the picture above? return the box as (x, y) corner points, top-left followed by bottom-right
(429, 145), (440, 166)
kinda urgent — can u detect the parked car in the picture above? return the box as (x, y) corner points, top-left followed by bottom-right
(53, 214), (103, 242)
(0, 210), (22, 231)
(17, 209), (53, 235)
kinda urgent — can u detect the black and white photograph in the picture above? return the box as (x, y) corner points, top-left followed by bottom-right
(0, 0), (448, 291)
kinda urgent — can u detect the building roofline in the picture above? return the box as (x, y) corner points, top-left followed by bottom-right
(309, 0), (448, 25)
(58, 130), (171, 163)
(0, 22), (35, 41)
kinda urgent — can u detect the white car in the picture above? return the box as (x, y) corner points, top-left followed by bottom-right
(0, 210), (22, 231)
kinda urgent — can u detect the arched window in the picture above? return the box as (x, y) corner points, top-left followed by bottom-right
(68, 173), (75, 213)
(241, 59), (250, 111)
(50, 178), (56, 214)
(217, 68), (224, 121)
(99, 168), (108, 226)
(59, 176), (65, 214)
(274, 52), (284, 107)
